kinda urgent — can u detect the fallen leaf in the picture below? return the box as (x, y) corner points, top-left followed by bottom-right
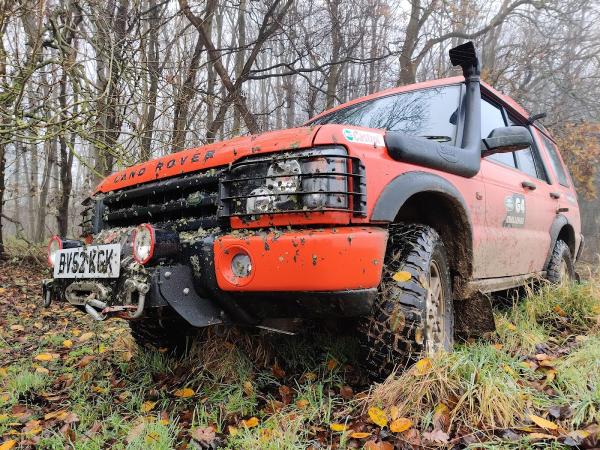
(141, 401), (156, 413)
(389, 406), (400, 420)
(10, 325), (24, 332)
(506, 323), (517, 331)
(340, 385), (354, 400)
(364, 440), (394, 450)
(174, 388), (195, 398)
(62, 340), (73, 349)
(368, 406), (388, 427)
(350, 432), (371, 439)
(191, 426), (216, 446)
(433, 403), (450, 431)
(392, 271), (411, 282)
(423, 429), (450, 443)
(296, 399), (309, 409)
(34, 352), (53, 361)
(243, 381), (254, 396)
(35, 367), (49, 375)
(414, 358), (432, 374)
(76, 355), (95, 368)
(302, 372), (317, 382)
(529, 414), (558, 430)
(330, 423), (348, 432)
(271, 364), (286, 379)
(79, 332), (94, 342)
(126, 422), (146, 444)
(228, 425), (238, 436)
(390, 418), (413, 433)
(242, 417), (259, 428)
(326, 359), (338, 370)
(553, 305), (567, 317)
(528, 432), (557, 440)
(0, 440), (16, 450)
(0, 368), (7, 377)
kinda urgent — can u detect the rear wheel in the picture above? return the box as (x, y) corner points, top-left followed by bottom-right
(546, 239), (575, 284)
(359, 224), (454, 379)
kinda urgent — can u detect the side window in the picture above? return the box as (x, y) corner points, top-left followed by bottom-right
(482, 99), (516, 168)
(514, 149), (538, 178)
(541, 135), (570, 186)
(507, 116), (549, 182)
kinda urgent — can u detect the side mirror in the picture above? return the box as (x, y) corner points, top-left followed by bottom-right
(481, 126), (532, 157)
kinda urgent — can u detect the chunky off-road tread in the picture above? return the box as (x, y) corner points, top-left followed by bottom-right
(546, 239), (575, 284)
(129, 318), (195, 352)
(359, 223), (452, 379)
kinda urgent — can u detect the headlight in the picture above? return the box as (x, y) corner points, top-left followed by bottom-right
(224, 146), (356, 217)
(47, 236), (63, 267)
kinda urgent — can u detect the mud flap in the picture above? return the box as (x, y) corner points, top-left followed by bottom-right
(454, 292), (496, 338)
(156, 265), (224, 327)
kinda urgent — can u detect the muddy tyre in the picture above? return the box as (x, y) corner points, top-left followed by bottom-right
(359, 224), (454, 379)
(546, 239), (575, 284)
(129, 318), (196, 353)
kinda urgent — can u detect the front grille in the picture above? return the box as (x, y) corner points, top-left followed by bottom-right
(98, 169), (223, 232)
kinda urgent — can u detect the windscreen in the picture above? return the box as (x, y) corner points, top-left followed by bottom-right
(309, 85), (461, 144)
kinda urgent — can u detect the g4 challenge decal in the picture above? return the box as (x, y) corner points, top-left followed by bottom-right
(503, 193), (526, 227)
(342, 128), (385, 147)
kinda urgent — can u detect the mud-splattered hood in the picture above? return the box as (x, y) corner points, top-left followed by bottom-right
(95, 126), (322, 193)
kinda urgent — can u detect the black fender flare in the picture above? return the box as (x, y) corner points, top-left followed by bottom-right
(544, 214), (572, 269)
(371, 171), (474, 280)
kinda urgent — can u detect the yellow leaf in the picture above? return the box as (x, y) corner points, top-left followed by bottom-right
(0, 414), (8, 421)
(141, 401), (157, 413)
(544, 369), (557, 383)
(503, 364), (517, 378)
(71, 329), (81, 337)
(0, 367), (8, 377)
(529, 414), (558, 430)
(92, 385), (108, 394)
(145, 431), (161, 444)
(79, 332), (94, 342)
(34, 353), (53, 361)
(392, 271), (411, 283)
(330, 423), (348, 432)
(35, 367), (49, 375)
(390, 418), (413, 433)
(415, 358), (432, 375)
(303, 372), (317, 382)
(159, 419), (169, 425)
(493, 343), (504, 350)
(174, 388), (195, 398)
(506, 323), (517, 331)
(296, 399), (309, 409)
(98, 344), (108, 354)
(390, 406), (400, 420)
(243, 381), (254, 396)
(0, 439), (16, 450)
(228, 425), (238, 436)
(62, 340), (73, 349)
(368, 407), (388, 428)
(528, 432), (557, 440)
(350, 432), (371, 439)
(242, 417), (259, 428)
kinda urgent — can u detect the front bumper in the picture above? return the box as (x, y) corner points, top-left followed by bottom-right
(45, 226), (387, 325)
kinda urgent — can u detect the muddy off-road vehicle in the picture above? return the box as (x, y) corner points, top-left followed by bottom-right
(43, 42), (582, 377)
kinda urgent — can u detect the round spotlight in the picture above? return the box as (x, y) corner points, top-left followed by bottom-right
(133, 224), (155, 264)
(47, 236), (63, 267)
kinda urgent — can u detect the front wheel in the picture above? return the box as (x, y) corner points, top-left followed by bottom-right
(359, 224), (454, 379)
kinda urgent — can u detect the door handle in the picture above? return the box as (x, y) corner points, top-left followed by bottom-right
(550, 192), (561, 199)
(521, 181), (537, 191)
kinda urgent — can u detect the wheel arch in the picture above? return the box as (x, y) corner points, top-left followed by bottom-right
(371, 171), (474, 294)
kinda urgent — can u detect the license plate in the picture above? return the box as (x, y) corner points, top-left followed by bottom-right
(53, 244), (121, 279)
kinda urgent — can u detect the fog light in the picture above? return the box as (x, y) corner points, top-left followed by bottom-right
(231, 252), (252, 278)
(133, 224), (155, 264)
(47, 236), (63, 267)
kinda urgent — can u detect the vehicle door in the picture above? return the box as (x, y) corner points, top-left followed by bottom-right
(477, 99), (553, 277)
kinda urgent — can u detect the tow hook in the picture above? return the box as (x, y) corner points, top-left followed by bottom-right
(122, 279), (150, 319)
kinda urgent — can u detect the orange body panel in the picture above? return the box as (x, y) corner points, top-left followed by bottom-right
(214, 227), (388, 291)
